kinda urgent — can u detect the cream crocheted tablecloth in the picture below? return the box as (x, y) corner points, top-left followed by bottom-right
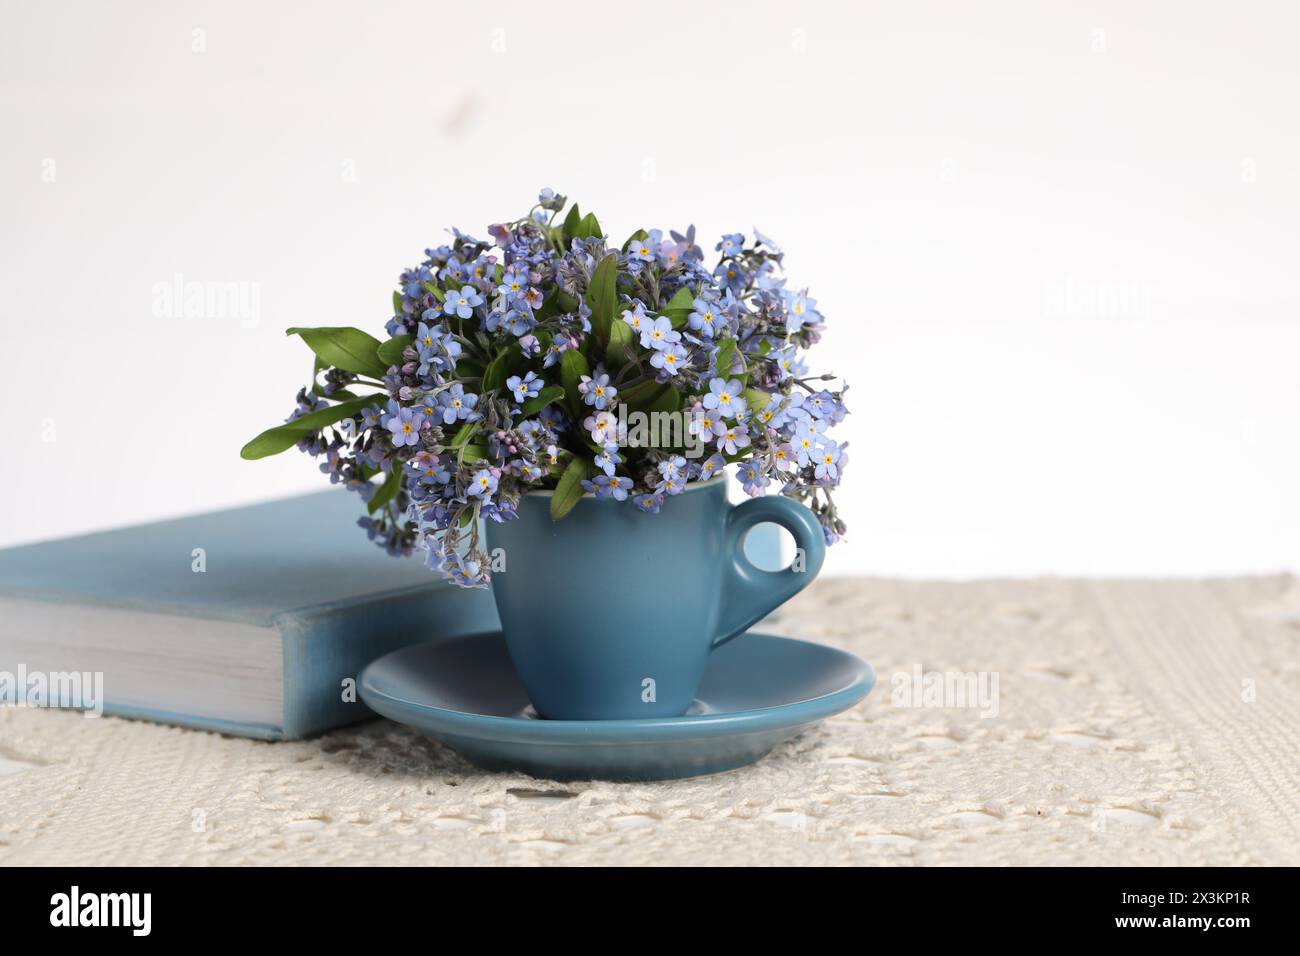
(3, 577), (1299, 866)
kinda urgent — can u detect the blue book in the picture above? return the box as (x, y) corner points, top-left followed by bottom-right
(0, 491), (499, 739)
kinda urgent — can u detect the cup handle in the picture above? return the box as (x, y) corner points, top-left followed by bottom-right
(712, 494), (826, 649)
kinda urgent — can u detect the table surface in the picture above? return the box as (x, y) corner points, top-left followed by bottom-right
(3, 576), (1298, 866)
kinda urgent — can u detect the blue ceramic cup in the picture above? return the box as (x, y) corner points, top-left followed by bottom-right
(485, 476), (826, 720)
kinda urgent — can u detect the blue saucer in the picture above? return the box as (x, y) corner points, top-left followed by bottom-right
(359, 631), (875, 781)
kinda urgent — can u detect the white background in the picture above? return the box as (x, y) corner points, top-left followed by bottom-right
(2, 0), (1297, 577)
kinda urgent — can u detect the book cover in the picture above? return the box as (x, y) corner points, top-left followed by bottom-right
(0, 490), (499, 739)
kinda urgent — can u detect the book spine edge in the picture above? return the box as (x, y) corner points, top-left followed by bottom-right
(276, 583), (499, 739)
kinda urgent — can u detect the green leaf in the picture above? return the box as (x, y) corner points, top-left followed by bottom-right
(620, 379), (663, 409)
(561, 204), (582, 243)
(367, 468), (402, 513)
(550, 456), (591, 521)
(587, 253), (619, 342)
(663, 287), (694, 311)
(556, 290), (580, 314)
(605, 319), (635, 368)
(646, 384), (681, 416)
(520, 385), (565, 417)
(713, 338), (737, 377)
(392, 290), (403, 314)
(481, 343), (521, 394)
(455, 359), (485, 380)
(661, 286), (695, 329)
(377, 334), (411, 367)
(621, 229), (649, 253)
(286, 327), (388, 379)
(743, 388), (771, 418)
(572, 212), (603, 241)
(560, 348), (590, 415)
(312, 387), (361, 401)
(448, 420), (477, 448)
(421, 282), (444, 301)
(240, 396), (374, 460)
(460, 443), (487, 463)
(309, 355), (334, 399)
(532, 287), (559, 323)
